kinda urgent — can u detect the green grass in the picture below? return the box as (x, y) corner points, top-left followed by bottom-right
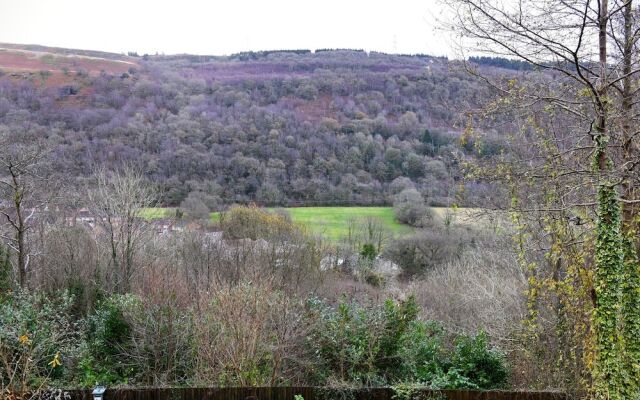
(285, 207), (488, 239)
(140, 206), (486, 241)
(282, 207), (412, 240)
(207, 207), (413, 240)
(139, 207), (173, 219)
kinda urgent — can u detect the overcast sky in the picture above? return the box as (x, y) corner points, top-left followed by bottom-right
(0, 0), (454, 57)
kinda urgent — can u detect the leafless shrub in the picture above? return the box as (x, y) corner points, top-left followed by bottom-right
(409, 236), (525, 339)
(384, 227), (475, 278)
(36, 225), (99, 308)
(119, 295), (195, 386)
(406, 234), (527, 386)
(192, 282), (313, 386)
(343, 216), (388, 254)
(128, 211), (330, 313)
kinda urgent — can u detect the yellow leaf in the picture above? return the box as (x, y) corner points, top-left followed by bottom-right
(48, 352), (61, 368)
(18, 334), (30, 346)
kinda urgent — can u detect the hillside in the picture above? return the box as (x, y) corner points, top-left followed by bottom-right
(0, 44), (511, 207)
(0, 44), (137, 89)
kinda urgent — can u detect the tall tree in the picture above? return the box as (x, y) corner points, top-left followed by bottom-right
(0, 125), (49, 289)
(88, 167), (156, 294)
(444, 0), (640, 397)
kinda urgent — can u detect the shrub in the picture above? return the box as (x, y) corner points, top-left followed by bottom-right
(399, 323), (508, 389)
(396, 320), (449, 384)
(79, 294), (138, 386)
(0, 289), (509, 390)
(364, 270), (385, 287)
(360, 243), (377, 261)
(393, 189), (433, 227)
(308, 298), (388, 385)
(81, 293), (195, 387)
(384, 231), (464, 277)
(119, 295), (195, 386)
(193, 283), (310, 386)
(408, 236), (526, 352)
(450, 331), (509, 389)
(0, 291), (81, 396)
(220, 205), (302, 240)
(308, 296), (509, 388)
(81, 295), (194, 386)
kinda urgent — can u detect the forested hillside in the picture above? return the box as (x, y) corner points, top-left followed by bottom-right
(0, 46), (508, 207)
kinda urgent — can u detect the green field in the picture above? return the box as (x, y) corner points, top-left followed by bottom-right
(139, 207), (174, 219)
(140, 206), (412, 240)
(282, 207), (413, 240)
(140, 206), (485, 241)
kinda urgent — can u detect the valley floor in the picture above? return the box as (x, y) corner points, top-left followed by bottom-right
(140, 206), (489, 241)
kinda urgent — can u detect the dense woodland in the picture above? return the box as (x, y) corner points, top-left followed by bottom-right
(0, 49), (509, 208)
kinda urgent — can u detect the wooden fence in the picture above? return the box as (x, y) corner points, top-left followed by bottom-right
(61, 387), (568, 400)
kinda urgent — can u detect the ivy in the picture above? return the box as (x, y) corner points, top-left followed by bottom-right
(593, 184), (624, 400)
(621, 236), (640, 397)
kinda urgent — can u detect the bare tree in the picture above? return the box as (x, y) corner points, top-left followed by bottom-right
(88, 167), (156, 293)
(344, 216), (389, 257)
(0, 125), (49, 289)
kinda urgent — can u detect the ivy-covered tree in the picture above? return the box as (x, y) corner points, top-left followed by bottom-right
(445, 0), (640, 397)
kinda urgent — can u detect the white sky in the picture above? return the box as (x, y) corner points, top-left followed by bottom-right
(0, 0), (454, 57)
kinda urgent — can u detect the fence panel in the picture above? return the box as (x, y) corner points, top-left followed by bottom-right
(61, 388), (568, 400)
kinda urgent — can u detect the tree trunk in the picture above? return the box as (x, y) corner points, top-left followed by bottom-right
(13, 178), (26, 289)
(592, 2), (626, 400)
(618, 0), (640, 393)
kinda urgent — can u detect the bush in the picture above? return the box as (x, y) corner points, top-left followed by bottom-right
(79, 294), (138, 386)
(393, 189), (433, 227)
(384, 230), (465, 277)
(0, 287), (509, 390)
(308, 297), (405, 385)
(0, 291), (81, 396)
(180, 192), (211, 221)
(408, 236), (526, 350)
(396, 320), (449, 384)
(360, 243), (377, 261)
(118, 295), (195, 386)
(80, 294), (194, 386)
(364, 271), (385, 287)
(308, 296), (508, 388)
(193, 283), (309, 386)
(399, 324), (508, 389)
(220, 205), (302, 240)
(451, 332), (509, 389)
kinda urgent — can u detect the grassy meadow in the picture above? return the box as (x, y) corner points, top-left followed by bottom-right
(139, 206), (490, 241)
(278, 207), (411, 240)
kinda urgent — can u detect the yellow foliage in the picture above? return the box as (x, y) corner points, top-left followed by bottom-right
(220, 205), (306, 241)
(48, 352), (61, 368)
(18, 334), (30, 346)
